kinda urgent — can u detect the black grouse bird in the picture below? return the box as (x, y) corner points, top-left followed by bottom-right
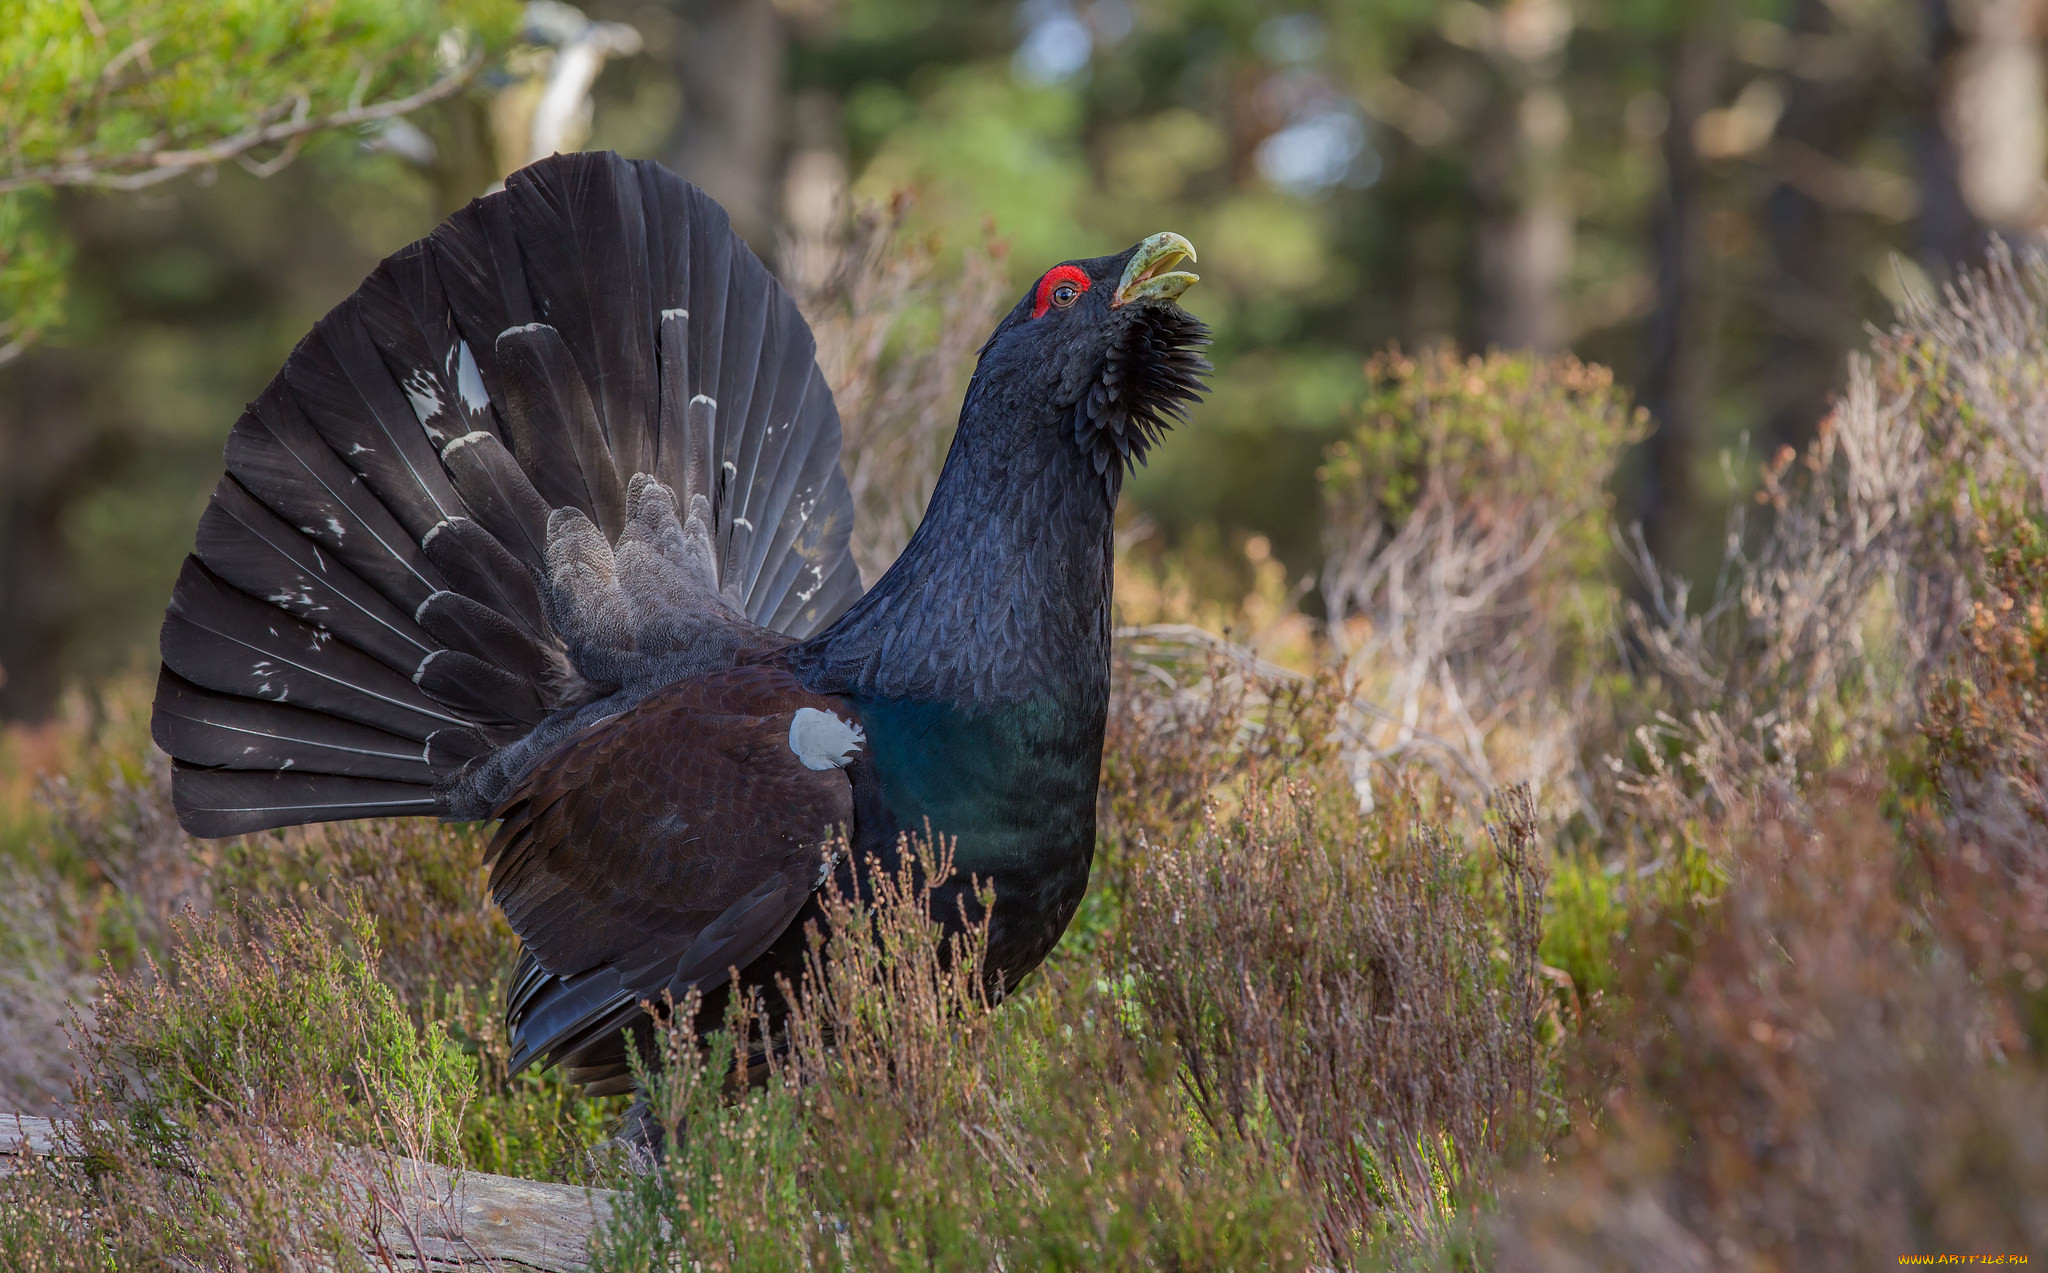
(151, 151), (1207, 1094)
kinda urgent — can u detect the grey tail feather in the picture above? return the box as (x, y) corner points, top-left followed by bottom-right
(153, 151), (864, 838)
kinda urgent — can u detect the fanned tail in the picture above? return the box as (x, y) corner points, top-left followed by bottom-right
(153, 152), (864, 836)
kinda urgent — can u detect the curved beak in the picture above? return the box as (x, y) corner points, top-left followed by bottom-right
(1114, 232), (1199, 308)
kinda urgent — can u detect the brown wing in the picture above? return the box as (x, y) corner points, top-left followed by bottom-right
(485, 662), (856, 1003)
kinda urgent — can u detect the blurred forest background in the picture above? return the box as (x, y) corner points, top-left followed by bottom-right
(3, 0), (2044, 721)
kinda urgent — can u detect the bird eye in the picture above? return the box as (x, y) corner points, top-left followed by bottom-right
(1052, 283), (1079, 307)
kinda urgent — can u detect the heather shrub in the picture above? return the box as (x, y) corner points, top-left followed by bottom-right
(1320, 349), (1645, 814)
(1918, 506), (2048, 1053)
(595, 834), (1314, 1272)
(1121, 778), (1550, 1260)
(1603, 245), (2048, 854)
(0, 890), (478, 1271)
(1494, 783), (2048, 1269)
(1480, 247), (2048, 1269)
(201, 810), (628, 1180)
(1923, 509), (2048, 839)
(91, 894), (473, 1161)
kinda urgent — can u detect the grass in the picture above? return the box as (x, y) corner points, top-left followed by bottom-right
(6, 247), (2048, 1267)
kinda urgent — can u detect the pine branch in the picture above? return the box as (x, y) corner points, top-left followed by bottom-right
(0, 49), (483, 197)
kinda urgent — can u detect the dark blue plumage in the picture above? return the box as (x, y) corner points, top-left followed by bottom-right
(788, 238), (1208, 981)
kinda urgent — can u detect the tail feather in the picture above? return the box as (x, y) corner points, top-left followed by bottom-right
(720, 306), (792, 595)
(433, 188), (536, 378)
(426, 726), (492, 768)
(654, 313), (707, 514)
(502, 150), (658, 483)
(419, 517), (551, 642)
(413, 648), (547, 733)
(493, 322), (627, 539)
(227, 384), (450, 616)
(737, 363), (830, 599)
(288, 303), (471, 543)
(171, 763), (440, 837)
(412, 588), (548, 677)
(195, 476), (435, 674)
(163, 558), (466, 740)
(440, 431), (552, 571)
(157, 152), (862, 840)
(501, 948), (636, 1075)
(356, 243), (498, 449)
(153, 668), (437, 783)
(682, 204), (735, 467)
(710, 268), (772, 509)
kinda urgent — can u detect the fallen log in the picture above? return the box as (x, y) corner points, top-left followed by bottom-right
(1, 1113), (619, 1272)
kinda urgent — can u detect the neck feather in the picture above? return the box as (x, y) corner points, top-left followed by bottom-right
(792, 403), (1118, 703)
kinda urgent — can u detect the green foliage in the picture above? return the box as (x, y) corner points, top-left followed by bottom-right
(194, 813), (631, 1186)
(93, 893), (475, 1163)
(0, 0), (513, 172)
(0, 888), (483, 1271)
(1323, 348), (1646, 586)
(0, 191), (64, 359)
(1539, 851), (1626, 1000)
(0, 679), (627, 1183)
(0, 0), (516, 355)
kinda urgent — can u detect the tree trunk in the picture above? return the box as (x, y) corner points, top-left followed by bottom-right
(1471, 0), (1576, 354)
(1758, 0), (1877, 457)
(0, 355), (106, 720)
(1637, 30), (1722, 565)
(666, 0), (788, 248)
(1923, 0), (2044, 267)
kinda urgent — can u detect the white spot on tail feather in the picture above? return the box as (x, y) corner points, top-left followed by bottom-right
(444, 431), (491, 459)
(661, 308), (688, 320)
(402, 369), (444, 423)
(789, 708), (863, 772)
(457, 341), (490, 412)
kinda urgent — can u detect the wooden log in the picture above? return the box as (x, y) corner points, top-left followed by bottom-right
(1, 1113), (620, 1272)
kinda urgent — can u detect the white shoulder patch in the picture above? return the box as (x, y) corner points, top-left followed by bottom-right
(789, 707), (864, 771)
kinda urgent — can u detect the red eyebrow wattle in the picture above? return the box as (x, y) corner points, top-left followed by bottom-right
(1031, 265), (1092, 319)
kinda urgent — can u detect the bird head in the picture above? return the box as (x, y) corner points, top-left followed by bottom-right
(969, 232), (1212, 480)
